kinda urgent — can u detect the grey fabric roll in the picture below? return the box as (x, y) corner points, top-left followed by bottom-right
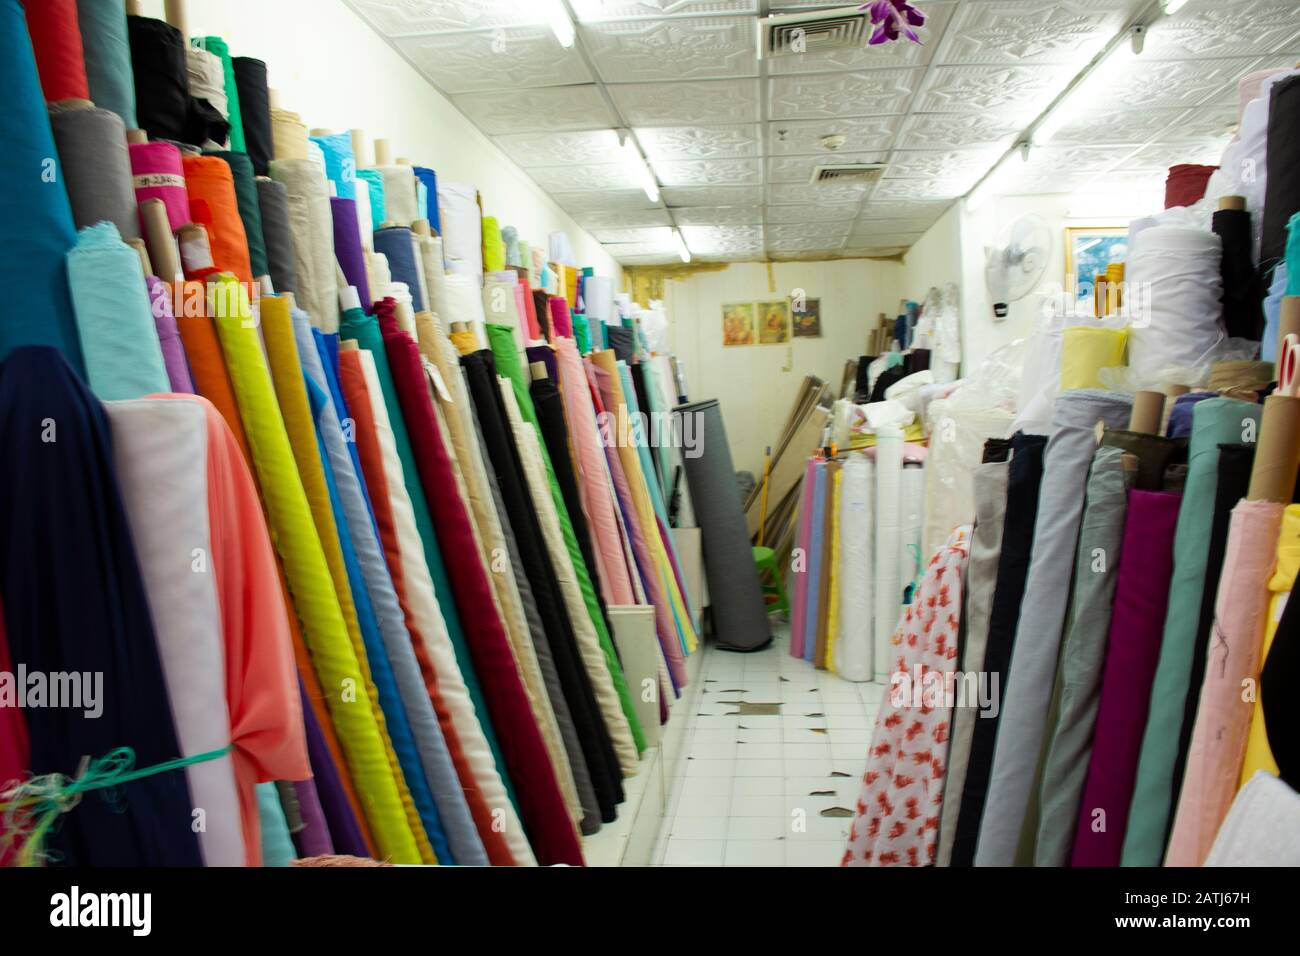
(256, 177), (298, 295)
(466, 381), (602, 836)
(76, 0), (138, 128)
(936, 455), (1009, 867)
(1031, 446), (1131, 866)
(268, 159), (337, 332)
(678, 398), (770, 651)
(975, 389), (1131, 866)
(48, 103), (140, 242)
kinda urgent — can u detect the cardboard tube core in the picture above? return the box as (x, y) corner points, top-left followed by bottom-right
(164, 0), (188, 39)
(141, 199), (181, 281)
(310, 128), (333, 137)
(126, 128), (148, 145)
(374, 138), (394, 166)
(1129, 390), (1165, 434)
(349, 129), (369, 168)
(413, 219), (431, 239)
(529, 361), (547, 382)
(1218, 195), (1246, 211)
(1248, 394), (1300, 503)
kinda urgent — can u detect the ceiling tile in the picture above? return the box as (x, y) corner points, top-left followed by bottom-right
(607, 79), (761, 126)
(571, 0), (759, 21)
(604, 240), (677, 256)
(1050, 108), (1189, 146)
(845, 230), (925, 247)
(1085, 56), (1266, 111)
(553, 189), (661, 213)
(671, 205), (764, 225)
(848, 217), (932, 234)
(1145, 103), (1238, 143)
(452, 86), (618, 135)
(885, 148), (1002, 180)
(768, 153), (887, 184)
(766, 2), (957, 74)
(771, 248), (854, 262)
(1141, 0), (1300, 60)
(768, 181), (873, 205)
(582, 17), (759, 82)
(653, 158), (763, 186)
(661, 185), (764, 206)
(768, 116), (902, 155)
(1020, 144), (1140, 174)
(858, 199), (949, 221)
(840, 245), (910, 259)
(764, 203), (861, 224)
(913, 64), (1067, 114)
(1119, 141), (1226, 171)
(767, 237), (848, 252)
(768, 70), (920, 121)
(572, 207), (675, 229)
(895, 112), (1021, 150)
(393, 28), (591, 94)
(530, 163), (644, 191)
(936, 0), (1132, 67)
(495, 129), (625, 167)
(613, 253), (682, 265)
(871, 177), (972, 200)
(635, 124), (762, 161)
(592, 226), (675, 244)
(345, 0), (544, 35)
(766, 221), (853, 242)
(681, 224), (763, 243)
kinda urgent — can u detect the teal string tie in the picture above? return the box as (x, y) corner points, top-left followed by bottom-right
(0, 745), (232, 867)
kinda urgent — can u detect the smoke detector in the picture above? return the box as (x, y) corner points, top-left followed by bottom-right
(820, 134), (848, 151)
(758, 6), (871, 59)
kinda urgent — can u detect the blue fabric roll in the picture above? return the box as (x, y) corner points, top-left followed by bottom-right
(256, 781), (297, 866)
(1263, 262), (1289, 362)
(413, 166), (440, 234)
(76, 0), (137, 128)
(374, 226), (425, 312)
(309, 131), (357, 201)
(356, 168), (386, 232)
(0, 0), (85, 372)
(1166, 391), (1218, 439)
(66, 222), (169, 401)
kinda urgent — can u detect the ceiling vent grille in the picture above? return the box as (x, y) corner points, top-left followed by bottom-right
(759, 7), (870, 59)
(809, 163), (885, 185)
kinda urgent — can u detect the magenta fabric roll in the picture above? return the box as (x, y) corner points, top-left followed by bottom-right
(1165, 499), (1283, 866)
(330, 197), (370, 308)
(146, 275), (194, 394)
(790, 458), (817, 659)
(1071, 489), (1182, 866)
(549, 296), (573, 339)
(130, 141), (190, 232)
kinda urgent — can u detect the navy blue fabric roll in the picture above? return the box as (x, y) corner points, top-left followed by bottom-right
(0, 346), (201, 866)
(374, 226), (424, 312)
(413, 166), (439, 234)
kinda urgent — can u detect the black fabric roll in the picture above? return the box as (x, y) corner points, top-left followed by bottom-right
(231, 56), (271, 177)
(982, 436), (1013, 464)
(256, 176), (297, 295)
(1212, 208), (1262, 340)
(606, 325), (635, 363)
(532, 290), (551, 338)
(868, 363), (905, 404)
(949, 430), (1047, 866)
(207, 150), (268, 281)
(1261, 74), (1300, 266)
(677, 397), (771, 652)
(905, 348), (931, 375)
(853, 355), (875, 403)
(460, 349), (624, 821)
(47, 102), (139, 241)
(127, 15), (227, 147)
(1098, 429), (1187, 492)
(1262, 564), (1300, 791)
(0, 346), (203, 866)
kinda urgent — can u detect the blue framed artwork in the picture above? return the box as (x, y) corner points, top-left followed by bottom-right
(1065, 227), (1128, 306)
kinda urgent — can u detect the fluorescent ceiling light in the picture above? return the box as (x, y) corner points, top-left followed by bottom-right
(1033, 35), (1138, 146)
(547, 1), (576, 48)
(1162, 0), (1189, 13)
(672, 228), (691, 263)
(620, 134), (660, 203)
(966, 150), (1023, 211)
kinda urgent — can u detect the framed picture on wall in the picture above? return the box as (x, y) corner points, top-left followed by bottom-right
(792, 297), (821, 338)
(757, 300), (792, 344)
(722, 301), (756, 346)
(1064, 227), (1128, 305)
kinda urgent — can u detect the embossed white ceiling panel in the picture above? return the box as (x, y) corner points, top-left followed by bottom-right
(392, 28), (591, 94)
(768, 70), (920, 120)
(763, 202), (862, 224)
(451, 86), (618, 135)
(609, 79), (762, 126)
(572, 207), (676, 229)
(635, 124), (762, 161)
(495, 129), (627, 168)
(671, 204), (765, 225)
(935, 0), (1132, 66)
(582, 17), (759, 82)
(767, 116), (902, 156)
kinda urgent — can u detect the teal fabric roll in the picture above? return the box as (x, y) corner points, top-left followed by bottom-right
(193, 36), (244, 152)
(0, 0), (85, 372)
(310, 131), (356, 201)
(1122, 397), (1262, 866)
(208, 150), (268, 281)
(76, 0), (137, 128)
(1286, 211), (1300, 296)
(256, 782), (297, 866)
(357, 169), (386, 232)
(66, 222), (169, 401)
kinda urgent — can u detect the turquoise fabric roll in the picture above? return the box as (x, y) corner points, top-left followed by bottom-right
(76, 0), (137, 128)
(1122, 397), (1262, 866)
(193, 36), (244, 152)
(66, 222), (169, 401)
(256, 782), (297, 866)
(0, 0), (85, 372)
(356, 169), (386, 232)
(310, 131), (357, 201)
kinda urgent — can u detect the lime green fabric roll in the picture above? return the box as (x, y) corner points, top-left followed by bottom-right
(482, 216), (505, 273)
(487, 324), (646, 756)
(193, 36), (244, 152)
(209, 276), (420, 863)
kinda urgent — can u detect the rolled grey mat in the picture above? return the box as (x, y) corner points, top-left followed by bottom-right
(257, 176), (298, 295)
(677, 398), (771, 652)
(48, 102), (140, 241)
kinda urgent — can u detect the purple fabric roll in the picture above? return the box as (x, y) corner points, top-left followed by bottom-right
(146, 275), (194, 393)
(1071, 489), (1182, 866)
(526, 344), (558, 383)
(330, 197), (370, 309)
(291, 776), (335, 858)
(1165, 391), (1217, 439)
(298, 680), (369, 858)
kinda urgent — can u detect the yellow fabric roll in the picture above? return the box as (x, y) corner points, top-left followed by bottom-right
(450, 330), (479, 355)
(1240, 504), (1300, 784)
(826, 465), (843, 674)
(210, 277), (421, 864)
(849, 421), (926, 449)
(270, 107), (309, 161)
(482, 216), (505, 274)
(564, 265), (578, 310)
(1060, 326), (1128, 390)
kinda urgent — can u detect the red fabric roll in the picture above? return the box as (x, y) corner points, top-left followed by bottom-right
(1164, 164), (1218, 209)
(378, 303), (583, 867)
(20, 0), (88, 102)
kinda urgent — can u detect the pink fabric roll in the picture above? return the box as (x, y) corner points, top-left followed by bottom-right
(549, 296), (573, 339)
(790, 458), (818, 659)
(130, 141), (191, 232)
(1165, 498), (1283, 866)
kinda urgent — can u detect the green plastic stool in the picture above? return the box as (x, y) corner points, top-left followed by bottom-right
(752, 545), (789, 615)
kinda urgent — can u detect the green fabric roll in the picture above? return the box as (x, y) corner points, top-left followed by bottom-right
(573, 313), (591, 355)
(486, 324), (646, 753)
(339, 306), (520, 811)
(193, 36), (244, 152)
(207, 150), (268, 281)
(1121, 397), (1262, 866)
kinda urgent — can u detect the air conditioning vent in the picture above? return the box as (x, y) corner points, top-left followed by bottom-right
(759, 7), (870, 59)
(809, 163), (885, 185)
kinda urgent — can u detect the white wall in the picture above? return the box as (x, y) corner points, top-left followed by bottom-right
(136, 0), (622, 281)
(663, 259), (901, 478)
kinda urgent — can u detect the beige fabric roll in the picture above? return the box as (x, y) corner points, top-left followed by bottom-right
(185, 47), (228, 150)
(376, 164), (420, 225)
(268, 159), (338, 331)
(271, 107), (309, 161)
(418, 235), (448, 328)
(1210, 359), (1274, 394)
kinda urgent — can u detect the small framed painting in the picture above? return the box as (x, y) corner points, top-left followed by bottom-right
(792, 297), (821, 338)
(1065, 227), (1128, 305)
(722, 301), (756, 346)
(757, 300), (792, 344)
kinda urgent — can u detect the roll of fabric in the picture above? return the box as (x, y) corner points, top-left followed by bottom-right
(130, 140), (190, 233)
(257, 177), (297, 295)
(269, 158), (337, 331)
(1059, 327), (1127, 390)
(295, 684), (360, 857)
(1069, 489), (1182, 866)
(1212, 206), (1261, 341)
(128, 14), (225, 146)
(271, 106), (308, 161)
(1164, 164), (1217, 209)
(835, 455), (874, 681)
(356, 167), (385, 232)
(331, 197), (370, 307)
(1098, 428), (1187, 492)
(1205, 770), (1300, 866)
(310, 131), (357, 202)
(232, 57), (271, 176)
(76, 0), (136, 127)
(209, 150), (268, 281)
(873, 427), (904, 681)
(804, 464), (828, 662)
(1262, 567), (1299, 791)
(1165, 390), (1217, 439)
(1287, 212), (1300, 296)
(948, 431), (1047, 866)
(1209, 360), (1273, 394)
(1165, 498), (1283, 866)
(192, 36), (243, 152)
(976, 391), (1131, 866)
(0, 0), (84, 370)
(376, 165), (418, 226)
(898, 462), (924, 604)
(0, 600), (28, 866)
(1122, 398), (1261, 865)
(438, 179), (482, 277)
(1261, 74), (1300, 267)
(1033, 446), (1131, 866)
(48, 102), (139, 241)
(1127, 226), (1224, 385)
(256, 783), (296, 865)
(184, 154), (252, 287)
(790, 460), (817, 660)
(146, 274), (193, 393)
(375, 226), (424, 312)
(22, 0), (88, 102)
(412, 166), (439, 233)
(66, 221), (169, 401)
(185, 44), (228, 146)
(936, 452), (1009, 867)
(483, 215), (505, 273)
(0, 347), (202, 866)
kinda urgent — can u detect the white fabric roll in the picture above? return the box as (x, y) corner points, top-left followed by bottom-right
(366, 249), (391, 310)
(1205, 771), (1300, 867)
(438, 180), (483, 278)
(484, 273), (526, 357)
(409, 232), (431, 312)
(585, 275), (614, 324)
(899, 464), (925, 600)
(106, 399), (245, 867)
(305, 139), (326, 180)
(377, 165), (420, 226)
(354, 176), (372, 252)
(437, 271), (488, 329)
(864, 399), (915, 430)
(549, 231), (576, 266)
(269, 158), (338, 332)
(418, 234), (447, 323)
(922, 399), (1015, 558)
(835, 456), (874, 682)
(873, 426), (904, 682)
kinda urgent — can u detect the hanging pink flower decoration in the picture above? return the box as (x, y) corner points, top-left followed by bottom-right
(860, 0), (925, 45)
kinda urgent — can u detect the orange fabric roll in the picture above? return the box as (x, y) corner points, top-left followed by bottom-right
(183, 155), (253, 288)
(21, 0), (89, 102)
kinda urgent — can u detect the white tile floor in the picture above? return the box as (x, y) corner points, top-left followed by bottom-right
(651, 622), (885, 867)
